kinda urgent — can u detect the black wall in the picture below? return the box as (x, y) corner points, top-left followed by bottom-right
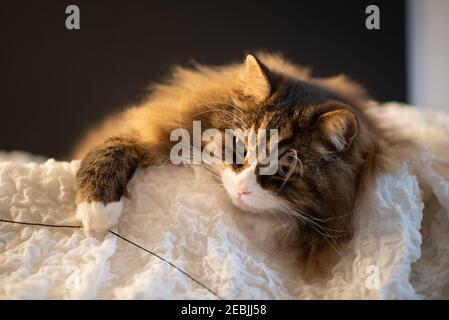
(0, 0), (406, 159)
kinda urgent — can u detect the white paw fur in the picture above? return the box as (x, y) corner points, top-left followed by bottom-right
(76, 198), (123, 233)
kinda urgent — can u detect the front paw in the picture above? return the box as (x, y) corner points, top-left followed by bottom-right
(76, 198), (124, 234)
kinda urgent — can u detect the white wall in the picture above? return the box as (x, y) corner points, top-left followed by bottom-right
(407, 0), (449, 108)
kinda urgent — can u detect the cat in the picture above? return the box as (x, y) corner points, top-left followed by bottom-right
(73, 52), (401, 278)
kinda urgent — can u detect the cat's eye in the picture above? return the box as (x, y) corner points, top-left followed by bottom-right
(277, 150), (303, 178)
(234, 137), (243, 146)
(278, 163), (289, 177)
(234, 136), (247, 158)
(235, 137), (244, 149)
(229, 135), (247, 168)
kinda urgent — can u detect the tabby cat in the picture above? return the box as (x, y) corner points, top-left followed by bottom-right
(73, 53), (398, 277)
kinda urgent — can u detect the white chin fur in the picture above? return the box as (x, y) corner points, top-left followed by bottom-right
(221, 168), (283, 212)
(76, 199), (123, 233)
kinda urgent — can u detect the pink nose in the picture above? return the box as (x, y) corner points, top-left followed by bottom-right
(237, 185), (253, 196)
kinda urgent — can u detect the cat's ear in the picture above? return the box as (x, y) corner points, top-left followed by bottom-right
(241, 54), (272, 103)
(318, 108), (358, 152)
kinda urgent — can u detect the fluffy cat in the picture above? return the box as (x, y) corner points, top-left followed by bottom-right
(73, 53), (400, 278)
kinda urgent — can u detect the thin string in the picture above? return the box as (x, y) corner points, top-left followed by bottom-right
(0, 218), (223, 300)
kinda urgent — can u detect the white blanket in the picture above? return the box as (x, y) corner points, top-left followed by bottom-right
(1, 103), (449, 299)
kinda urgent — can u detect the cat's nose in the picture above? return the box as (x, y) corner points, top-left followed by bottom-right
(237, 184), (253, 196)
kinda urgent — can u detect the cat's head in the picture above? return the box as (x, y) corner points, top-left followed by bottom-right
(207, 54), (373, 229)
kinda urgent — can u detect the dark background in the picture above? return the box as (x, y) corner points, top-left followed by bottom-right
(0, 0), (406, 159)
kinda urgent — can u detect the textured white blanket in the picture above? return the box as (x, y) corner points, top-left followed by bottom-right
(1, 103), (449, 299)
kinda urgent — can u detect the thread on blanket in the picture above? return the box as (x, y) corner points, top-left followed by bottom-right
(0, 218), (223, 300)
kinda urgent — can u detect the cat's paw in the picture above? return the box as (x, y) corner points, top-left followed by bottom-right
(76, 198), (123, 234)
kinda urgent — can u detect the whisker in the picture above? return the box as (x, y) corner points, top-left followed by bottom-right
(204, 99), (252, 127)
(193, 108), (248, 128)
(275, 204), (346, 258)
